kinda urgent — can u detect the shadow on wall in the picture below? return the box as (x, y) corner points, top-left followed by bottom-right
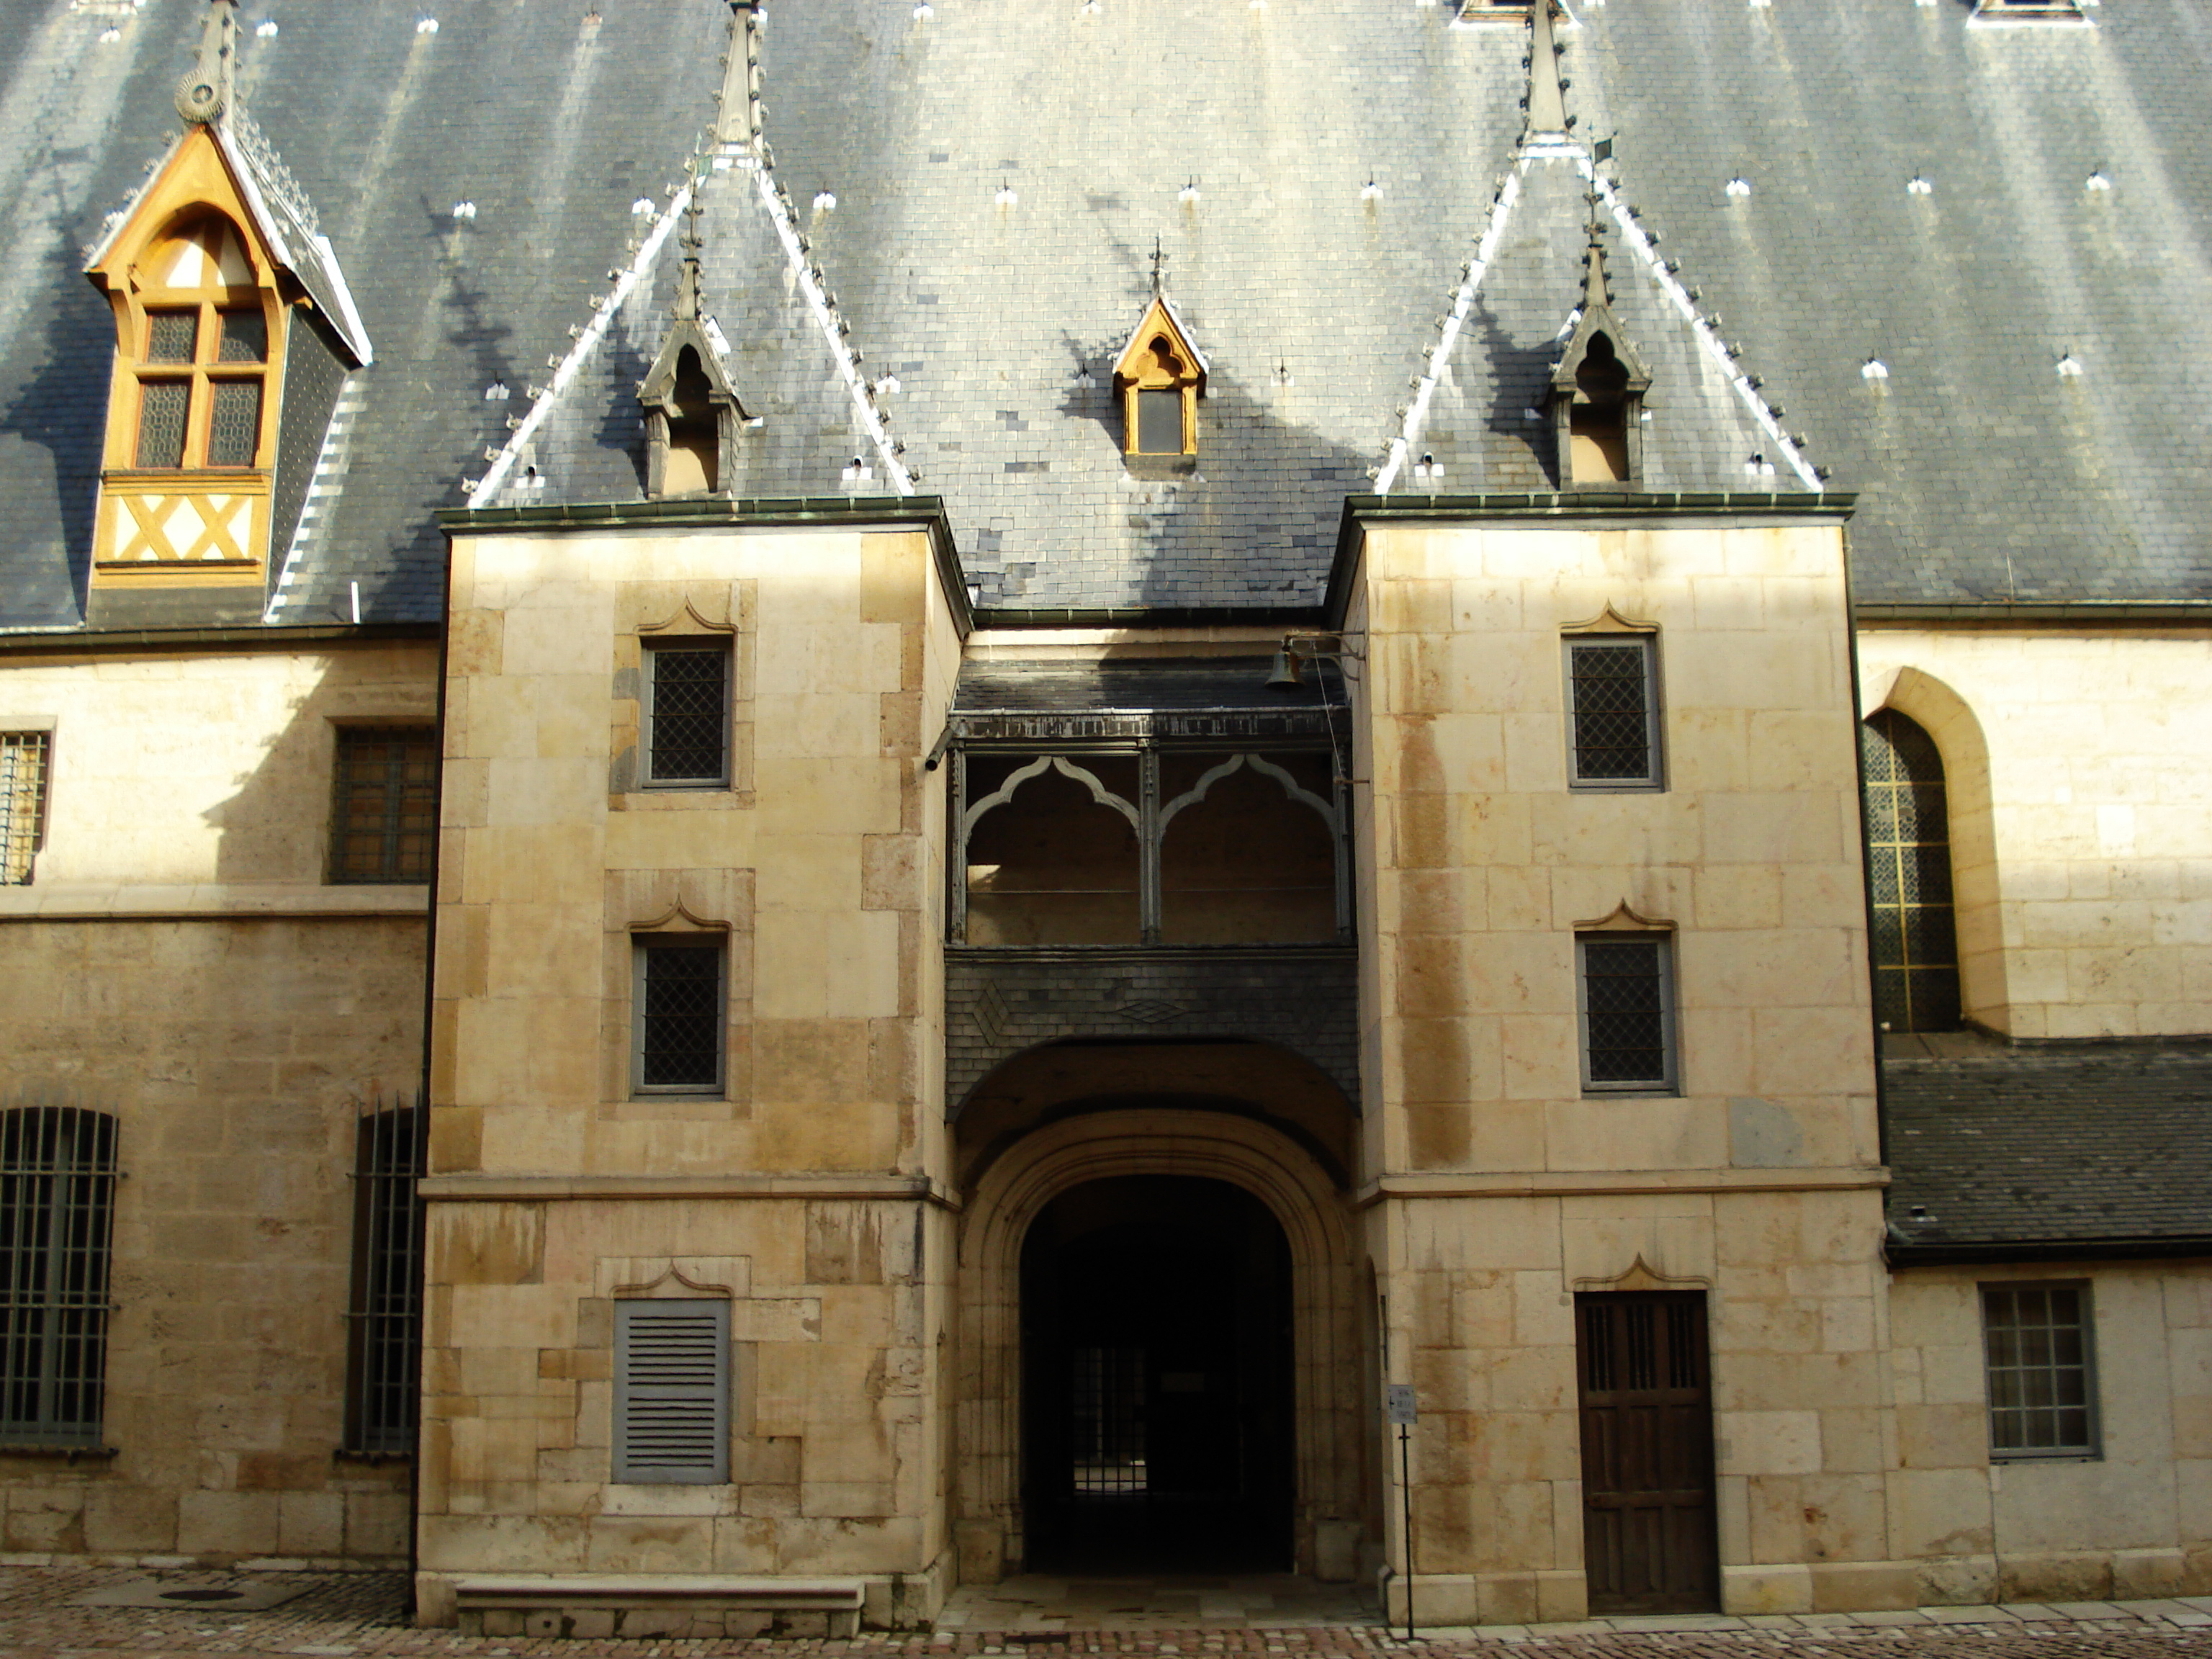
(0, 236), (112, 624)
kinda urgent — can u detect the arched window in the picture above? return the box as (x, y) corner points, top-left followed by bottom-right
(1861, 709), (1961, 1032)
(0, 1106), (120, 1447)
(126, 212), (271, 471)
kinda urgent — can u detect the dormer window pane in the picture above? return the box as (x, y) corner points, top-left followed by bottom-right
(1137, 389), (1182, 454)
(216, 308), (267, 363)
(145, 310), (198, 364)
(206, 382), (261, 467)
(135, 382), (189, 467)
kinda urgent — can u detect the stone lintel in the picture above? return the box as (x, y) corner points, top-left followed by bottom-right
(1351, 1166), (1891, 1208)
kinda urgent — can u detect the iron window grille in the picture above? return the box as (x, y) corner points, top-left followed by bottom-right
(0, 733), (51, 886)
(643, 642), (732, 787)
(632, 937), (726, 1095)
(1982, 1282), (2099, 1459)
(330, 727), (436, 884)
(1578, 933), (1677, 1092)
(1565, 637), (1663, 788)
(1860, 710), (1962, 1033)
(0, 1107), (120, 1449)
(613, 1299), (729, 1483)
(344, 1103), (426, 1456)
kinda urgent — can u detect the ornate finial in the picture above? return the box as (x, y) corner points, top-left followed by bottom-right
(1151, 235), (1166, 295)
(675, 192), (706, 323)
(1525, 0), (1568, 137)
(175, 0), (239, 126)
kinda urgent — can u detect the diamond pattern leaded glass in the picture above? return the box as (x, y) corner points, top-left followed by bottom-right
(647, 647), (729, 784)
(1983, 1284), (2095, 1457)
(638, 943), (724, 1090)
(1861, 710), (1961, 1031)
(206, 381), (261, 467)
(0, 1108), (118, 1448)
(1581, 935), (1671, 1087)
(135, 381), (190, 468)
(1569, 639), (1658, 783)
(145, 310), (198, 363)
(331, 728), (436, 884)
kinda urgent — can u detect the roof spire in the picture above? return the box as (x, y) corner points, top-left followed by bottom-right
(1581, 189), (1613, 313)
(675, 192), (706, 324)
(1525, 1), (1568, 138)
(175, 0), (240, 127)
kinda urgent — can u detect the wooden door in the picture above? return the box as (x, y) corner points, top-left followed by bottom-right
(1575, 1292), (1719, 1613)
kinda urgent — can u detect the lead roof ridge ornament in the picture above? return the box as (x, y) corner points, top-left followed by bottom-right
(176, 0), (240, 127)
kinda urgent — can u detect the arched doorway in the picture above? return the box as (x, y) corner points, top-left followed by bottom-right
(1021, 1175), (1294, 1571)
(953, 1109), (1364, 1586)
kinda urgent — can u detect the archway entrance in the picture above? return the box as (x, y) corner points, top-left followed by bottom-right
(1021, 1175), (1295, 1572)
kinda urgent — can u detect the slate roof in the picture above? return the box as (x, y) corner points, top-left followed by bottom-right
(4, 0), (2211, 634)
(1884, 1047), (2212, 1259)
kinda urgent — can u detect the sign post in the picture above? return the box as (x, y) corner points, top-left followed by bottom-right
(1385, 1382), (1417, 1640)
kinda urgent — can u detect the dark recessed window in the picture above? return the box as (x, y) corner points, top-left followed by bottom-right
(634, 938), (725, 1094)
(331, 727), (436, 884)
(0, 1107), (120, 1449)
(1136, 389), (1183, 454)
(1982, 1283), (2098, 1459)
(1566, 637), (1661, 787)
(644, 643), (731, 787)
(344, 1104), (426, 1456)
(1578, 933), (1676, 1092)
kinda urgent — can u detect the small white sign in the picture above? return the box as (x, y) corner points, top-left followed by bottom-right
(1385, 1384), (1417, 1426)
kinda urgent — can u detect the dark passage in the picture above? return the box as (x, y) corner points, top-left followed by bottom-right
(1021, 1175), (1294, 1572)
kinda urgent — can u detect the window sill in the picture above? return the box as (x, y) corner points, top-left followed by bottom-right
(0, 1442), (118, 1462)
(333, 1448), (414, 1467)
(1123, 454), (1198, 481)
(1990, 1450), (2102, 1464)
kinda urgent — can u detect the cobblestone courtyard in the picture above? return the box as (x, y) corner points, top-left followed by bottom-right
(3, 1569), (2212, 1659)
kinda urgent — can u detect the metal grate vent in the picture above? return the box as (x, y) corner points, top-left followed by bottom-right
(344, 1102), (426, 1455)
(0, 1106), (119, 1447)
(613, 1300), (729, 1483)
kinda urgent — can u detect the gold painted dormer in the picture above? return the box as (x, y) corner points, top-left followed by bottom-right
(1112, 294), (1207, 459)
(87, 129), (288, 587)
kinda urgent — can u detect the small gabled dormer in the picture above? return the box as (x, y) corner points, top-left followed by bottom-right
(81, 0), (368, 625)
(1549, 222), (1652, 490)
(637, 221), (745, 498)
(1112, 292), (1206, 464)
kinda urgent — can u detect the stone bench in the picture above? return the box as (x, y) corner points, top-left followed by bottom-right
(454, 1574), (868, 1640)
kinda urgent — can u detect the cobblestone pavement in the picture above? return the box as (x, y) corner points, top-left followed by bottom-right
(2, 1567), (2211, 1659)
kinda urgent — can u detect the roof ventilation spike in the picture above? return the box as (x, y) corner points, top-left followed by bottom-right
(1524, 2), (1569, 137)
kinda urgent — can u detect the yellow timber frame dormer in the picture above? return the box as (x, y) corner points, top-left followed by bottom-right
(86, 127), (293, 589)
(1112, 295), (1207, 458)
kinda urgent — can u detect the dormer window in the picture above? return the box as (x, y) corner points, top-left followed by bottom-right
(637, 229), (744, 500)
(1112, 294), (1207, 462)
(1549, 229), (1652, 490)
(662, 348), (724, 495)
(130, 215), (271, 471)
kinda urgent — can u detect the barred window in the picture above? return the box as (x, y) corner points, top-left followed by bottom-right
(1982, 1282), (2098, 1458)
(0, 1107), (120, 1449)
(1, 733), (52, 885)
(1566, 637), (1661, 786)
(1578, 933), (1676, 1092)
(644, 643), (730, 787)
(1861, 710), (1961, 1033)
(331, 727), (436, 884)
(613, 1299), (729, 1483)
(344, 1105), (426, 1456)
(633, 938), (726, 1095)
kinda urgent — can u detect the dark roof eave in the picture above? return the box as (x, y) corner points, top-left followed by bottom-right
(972, 606), (1323, 631)
(1325, 491), (1858, 626)
(1887, 1235), (2212, 1268)
(0, 620), (439, 656)
(439, 493), (973, 639)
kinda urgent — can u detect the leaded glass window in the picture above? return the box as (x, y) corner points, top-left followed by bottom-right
(135, 381), (190, 468)
(1578, 933), (1675, 1091)
(1567, 637), (1660, 786)
(1982, 1283), (2098, 1458)
(1861, 710), (1961, 1032)
(634, 939), (725, 1094)
(0, 1107), (119, 1449)
(120, 215), (271, 472)
(644, 644), (731, 786)
(331, 727), (436, 884)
